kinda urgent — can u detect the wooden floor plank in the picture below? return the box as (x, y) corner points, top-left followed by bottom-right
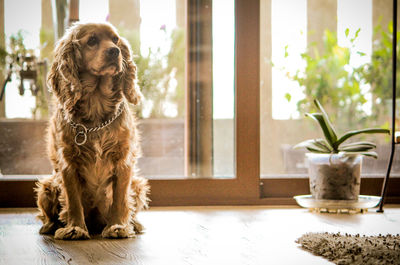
(0, 206), (400, 265)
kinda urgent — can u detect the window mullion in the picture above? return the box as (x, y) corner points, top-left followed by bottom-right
(185, 0), (214, 178)
(235, 0), (260, 198)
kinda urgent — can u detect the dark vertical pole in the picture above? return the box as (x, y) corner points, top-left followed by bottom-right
(377, 0), (397, 213)
(0, 0), (5, 117)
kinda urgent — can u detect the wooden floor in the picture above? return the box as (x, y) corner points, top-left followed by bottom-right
(1, 206), (400, 265)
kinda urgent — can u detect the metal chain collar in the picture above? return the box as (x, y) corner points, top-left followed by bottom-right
(66, 103), (125, 146)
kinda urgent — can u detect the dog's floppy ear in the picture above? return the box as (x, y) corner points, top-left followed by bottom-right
(119, 37), (143, 105)
(47, 27), (82, 112)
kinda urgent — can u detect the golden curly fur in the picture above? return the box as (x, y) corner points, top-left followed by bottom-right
(35, 22), (149, 240)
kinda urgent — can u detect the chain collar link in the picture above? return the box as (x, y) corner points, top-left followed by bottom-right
(66, 103), (125, 145)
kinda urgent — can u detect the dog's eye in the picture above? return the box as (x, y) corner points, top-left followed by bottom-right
(87, 36), (98, 46)
(112, 36), (119, 44)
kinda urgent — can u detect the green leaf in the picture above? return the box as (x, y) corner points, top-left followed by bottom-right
(335, 128), (390, 148)
(340, 151), (379, 159)
(351, 28), (361, 43)
(305, 113), (337, 149)
(294, 139), (332, 153)
(339, 145), (375, 152)
(314, 138), (333, 152)
(388, 21), (393, 33)
(285, 93), (291, 102)
(340, 141), (376, 149)
(306, 147), (329, 154)
(284, 45), (289, 58)
(361, 151), (379, 159)
(345, 28), (350, 38)
(313, 99), (338, 144)
(355, 28), (361, 37)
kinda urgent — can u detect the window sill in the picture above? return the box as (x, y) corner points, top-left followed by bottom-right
(1, 174), (400, 207)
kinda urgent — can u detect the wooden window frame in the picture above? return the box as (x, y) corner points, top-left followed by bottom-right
(150, 0), (261, 206)
(1, 0), (399, 207)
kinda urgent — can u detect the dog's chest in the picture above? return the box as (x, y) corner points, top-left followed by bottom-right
(85, 139), (114, 187)
(79, 135), (119, 209)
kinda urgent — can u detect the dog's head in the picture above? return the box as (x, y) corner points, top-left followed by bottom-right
(48, 22), (142, 112)
(79, 23), (123, 76)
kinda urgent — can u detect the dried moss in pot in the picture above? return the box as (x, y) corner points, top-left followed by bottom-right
(307, 153), (361, 200)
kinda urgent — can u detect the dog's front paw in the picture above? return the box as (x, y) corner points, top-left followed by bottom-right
(102, 224), (135, 239)
(39, 222), (59, 235)
(132, 219), (145, 234)
(54, 226), (90, 240)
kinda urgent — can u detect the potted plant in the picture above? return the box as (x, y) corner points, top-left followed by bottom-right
(295, 99), (390, 201)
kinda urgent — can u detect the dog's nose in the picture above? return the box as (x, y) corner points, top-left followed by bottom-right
(107, 47), (120, 59)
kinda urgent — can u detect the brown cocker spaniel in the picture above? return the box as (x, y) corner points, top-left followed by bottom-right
(35, 22), (149, 240)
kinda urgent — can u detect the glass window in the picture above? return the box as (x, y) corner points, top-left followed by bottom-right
(3, 0), (41, 119)
(1, 0), (236, 180)
(271, 0), (306, 120)
(79, 0), (109, 23)
(213, 0), (235, 177)
(260, 0), (397, 179)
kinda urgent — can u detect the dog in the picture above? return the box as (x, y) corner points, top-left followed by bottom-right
(35, 22), (149, 240)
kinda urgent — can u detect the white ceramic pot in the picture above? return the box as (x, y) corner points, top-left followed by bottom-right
(306, 153), (362, 200)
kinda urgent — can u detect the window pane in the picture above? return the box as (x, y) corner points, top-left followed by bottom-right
(3, 0), (41, 119)
(213, 0), (235, 177)
(127, 0), (185, 178)
(1, 0), (235, 179)
(111, 0), (235, 179)
(271, 0), (306, 120)
(79, 0), (109, 23)
(260, 0), (397, 179)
